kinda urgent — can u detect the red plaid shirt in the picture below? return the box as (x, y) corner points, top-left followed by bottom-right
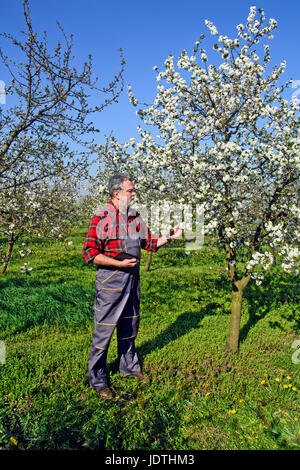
(82, 201), (158, 264)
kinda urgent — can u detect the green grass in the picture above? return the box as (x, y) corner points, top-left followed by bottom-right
(0, 223), (299, 450)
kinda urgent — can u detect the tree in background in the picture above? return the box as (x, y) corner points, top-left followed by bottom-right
(111, 6), (300, 351)
(0, 0), (124, 273)
(0, 177), (79, 274)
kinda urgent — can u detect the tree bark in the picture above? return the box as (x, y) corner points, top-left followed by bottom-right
(145, 251), (152, 272)
(226, 276), (251, 352)
(226, 284), (243, 352)
(0, 232), (16, 275)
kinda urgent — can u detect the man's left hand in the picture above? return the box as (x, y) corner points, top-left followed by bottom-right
(170, 224), (183, 240)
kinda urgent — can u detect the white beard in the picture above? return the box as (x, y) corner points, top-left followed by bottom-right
(119, 195), (135, 213)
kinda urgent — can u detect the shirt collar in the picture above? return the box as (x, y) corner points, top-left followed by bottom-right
(107, 200), (118, 215)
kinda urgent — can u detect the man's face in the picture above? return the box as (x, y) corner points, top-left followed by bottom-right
(118, 179), (136, 210)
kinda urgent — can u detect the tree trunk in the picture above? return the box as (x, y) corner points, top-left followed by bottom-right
(0, 232), (16, 275)
(226, 276), (250, 352)
(145, 251), (152, 272)
(226, 284), (243, 352)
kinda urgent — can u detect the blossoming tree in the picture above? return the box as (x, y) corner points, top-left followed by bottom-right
(0, 0), (124, 273)
(115, 6), (300, 351)
(0, 176), (80, 274)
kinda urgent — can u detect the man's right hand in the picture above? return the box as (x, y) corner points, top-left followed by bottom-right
(93, 253), (138, 268)
(118, 258), (138, 268)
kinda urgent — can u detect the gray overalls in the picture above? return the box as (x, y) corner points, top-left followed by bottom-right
(88, 208), (142, 389)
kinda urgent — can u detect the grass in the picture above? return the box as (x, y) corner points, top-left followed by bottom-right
(0, 222), (299, 450)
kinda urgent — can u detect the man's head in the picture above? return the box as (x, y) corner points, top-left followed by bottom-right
(109, 174), (136, 211)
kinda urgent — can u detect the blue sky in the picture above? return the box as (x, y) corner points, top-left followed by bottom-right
(1, 0), (300, 165)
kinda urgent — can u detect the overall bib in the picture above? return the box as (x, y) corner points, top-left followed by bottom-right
(88, 209), (142, 389)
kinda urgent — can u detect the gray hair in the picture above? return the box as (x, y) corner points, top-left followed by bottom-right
(108, 173), (132, 198)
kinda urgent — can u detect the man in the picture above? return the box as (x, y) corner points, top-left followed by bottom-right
(82, 174), (182, 399)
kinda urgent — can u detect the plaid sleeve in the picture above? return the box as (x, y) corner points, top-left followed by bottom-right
(82, 216), (104, 264)
(138, 215), (159, 252)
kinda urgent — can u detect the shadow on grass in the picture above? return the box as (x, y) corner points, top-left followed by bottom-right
(108, 307), (213, 375)
(239, 274), (300, 341)
(0, 256), (89, 288)
(0, 275), (95, 335)
(139, 309), (205, 356)
(32, 254), (86, 270)
(210, 272), (300, 346)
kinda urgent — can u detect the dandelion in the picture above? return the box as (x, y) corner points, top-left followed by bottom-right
(228, 409), (236, 414)
(275, 377), (280, 382)
(9, 437), (18, 446)
(260, 380), (266, 385)
(294, 418), (298, 421)
(283, 384), (289, 389)
(286, 376), (291, 380)
(205, 392), (211, 398)
(292, 387), (297, 391)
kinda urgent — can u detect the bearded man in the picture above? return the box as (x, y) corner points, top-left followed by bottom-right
(82, 174), (182, 399)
